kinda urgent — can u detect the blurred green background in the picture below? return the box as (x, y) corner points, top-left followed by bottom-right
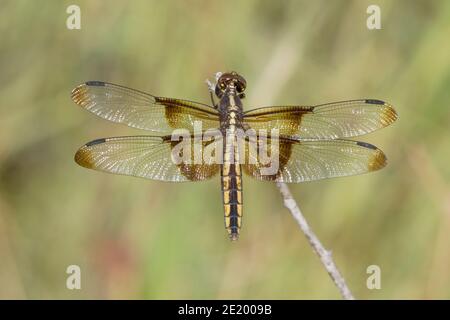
(1, 0), (449, 299)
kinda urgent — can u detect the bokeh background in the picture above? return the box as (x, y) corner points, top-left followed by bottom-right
(1, 0), (449, 299)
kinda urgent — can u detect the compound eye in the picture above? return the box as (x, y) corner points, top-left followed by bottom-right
(236, 83), (246, 93)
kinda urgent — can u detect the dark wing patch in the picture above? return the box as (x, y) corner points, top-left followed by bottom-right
(242, 136), (387, 182)
(75, 135), (221, 182)
(71, 81), (220, 133)
(243, 99), (397, 139)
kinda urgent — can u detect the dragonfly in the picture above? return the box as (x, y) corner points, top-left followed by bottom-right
(71, 71), (397, 241)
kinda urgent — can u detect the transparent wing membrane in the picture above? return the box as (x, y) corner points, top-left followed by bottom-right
(244, 99), (397, 139)
(71, 81), (220, 134)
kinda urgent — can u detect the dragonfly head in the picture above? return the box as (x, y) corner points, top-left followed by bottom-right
(215, 71), (247, 99)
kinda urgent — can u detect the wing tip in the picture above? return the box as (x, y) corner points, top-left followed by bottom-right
(71, 81), (106, 105)
(381, 102), (398, 126)
(369, 148), (387, 171)
(74, 139), (106, 169)
(70, 83), (88, 105)
(74, 148), (93, 169)
(365, 99), (398, 125)
(355, 141), (387, 171)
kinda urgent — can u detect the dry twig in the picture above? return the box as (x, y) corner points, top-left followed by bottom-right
(276, 181), (355, 300)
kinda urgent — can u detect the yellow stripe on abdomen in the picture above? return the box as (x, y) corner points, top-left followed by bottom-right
(221, 163), (243, 241)
(220, 93), (244, 240)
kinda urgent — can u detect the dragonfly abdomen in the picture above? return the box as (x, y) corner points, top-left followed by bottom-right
(221, 162), (243, 241)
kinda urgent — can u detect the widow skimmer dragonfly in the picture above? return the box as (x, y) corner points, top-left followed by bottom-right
(72, 71), (397, 241)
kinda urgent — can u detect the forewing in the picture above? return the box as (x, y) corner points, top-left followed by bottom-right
(243, 99), (397, 139)
(71, 81), (220, 133)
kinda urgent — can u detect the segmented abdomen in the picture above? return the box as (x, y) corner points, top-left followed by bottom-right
(221, 134), (243, 241)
